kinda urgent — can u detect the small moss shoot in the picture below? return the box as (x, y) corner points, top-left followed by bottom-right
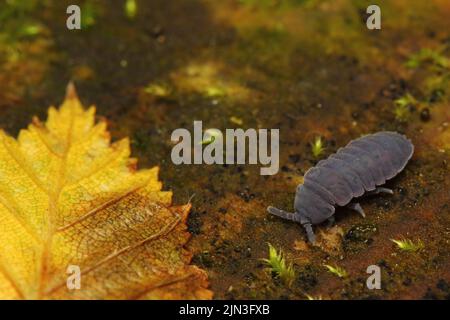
(230, 116), (244, 126)
(205, 86), (226, 97)
(125, 0), (137, 19)
(305, 293), (322, 300)
(324, 264), (347, 278)
(199, 129), (222, 146)
(81, 2), (97, 29)
(394, 93), (417, 122)
(391, 238), (424, 252)
(262, 243), (295, 286)
(144, 83), (170, 97)
(20, 23), (42, 37)
(311, 136), (325, 158)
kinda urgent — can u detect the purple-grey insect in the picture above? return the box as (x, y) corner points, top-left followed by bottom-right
(267, 131), (414, 243)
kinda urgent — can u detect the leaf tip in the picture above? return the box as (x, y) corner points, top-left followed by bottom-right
(65, 81), (79, 100)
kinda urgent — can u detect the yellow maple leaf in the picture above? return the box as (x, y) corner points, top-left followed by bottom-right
(0, 83), (212, 300)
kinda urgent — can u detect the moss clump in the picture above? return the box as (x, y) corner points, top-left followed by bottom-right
(311, 136), (325, 158)
(391, 238), (425, 252)
(324, 264), (348, 278)
(406, 48), (449, 70)
(262, 243), (296, 286)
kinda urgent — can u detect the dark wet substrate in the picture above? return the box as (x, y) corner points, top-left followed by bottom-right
(1, 0), (450, 299)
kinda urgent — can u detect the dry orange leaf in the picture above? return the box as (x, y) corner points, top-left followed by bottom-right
(0, 84), (211, 300)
